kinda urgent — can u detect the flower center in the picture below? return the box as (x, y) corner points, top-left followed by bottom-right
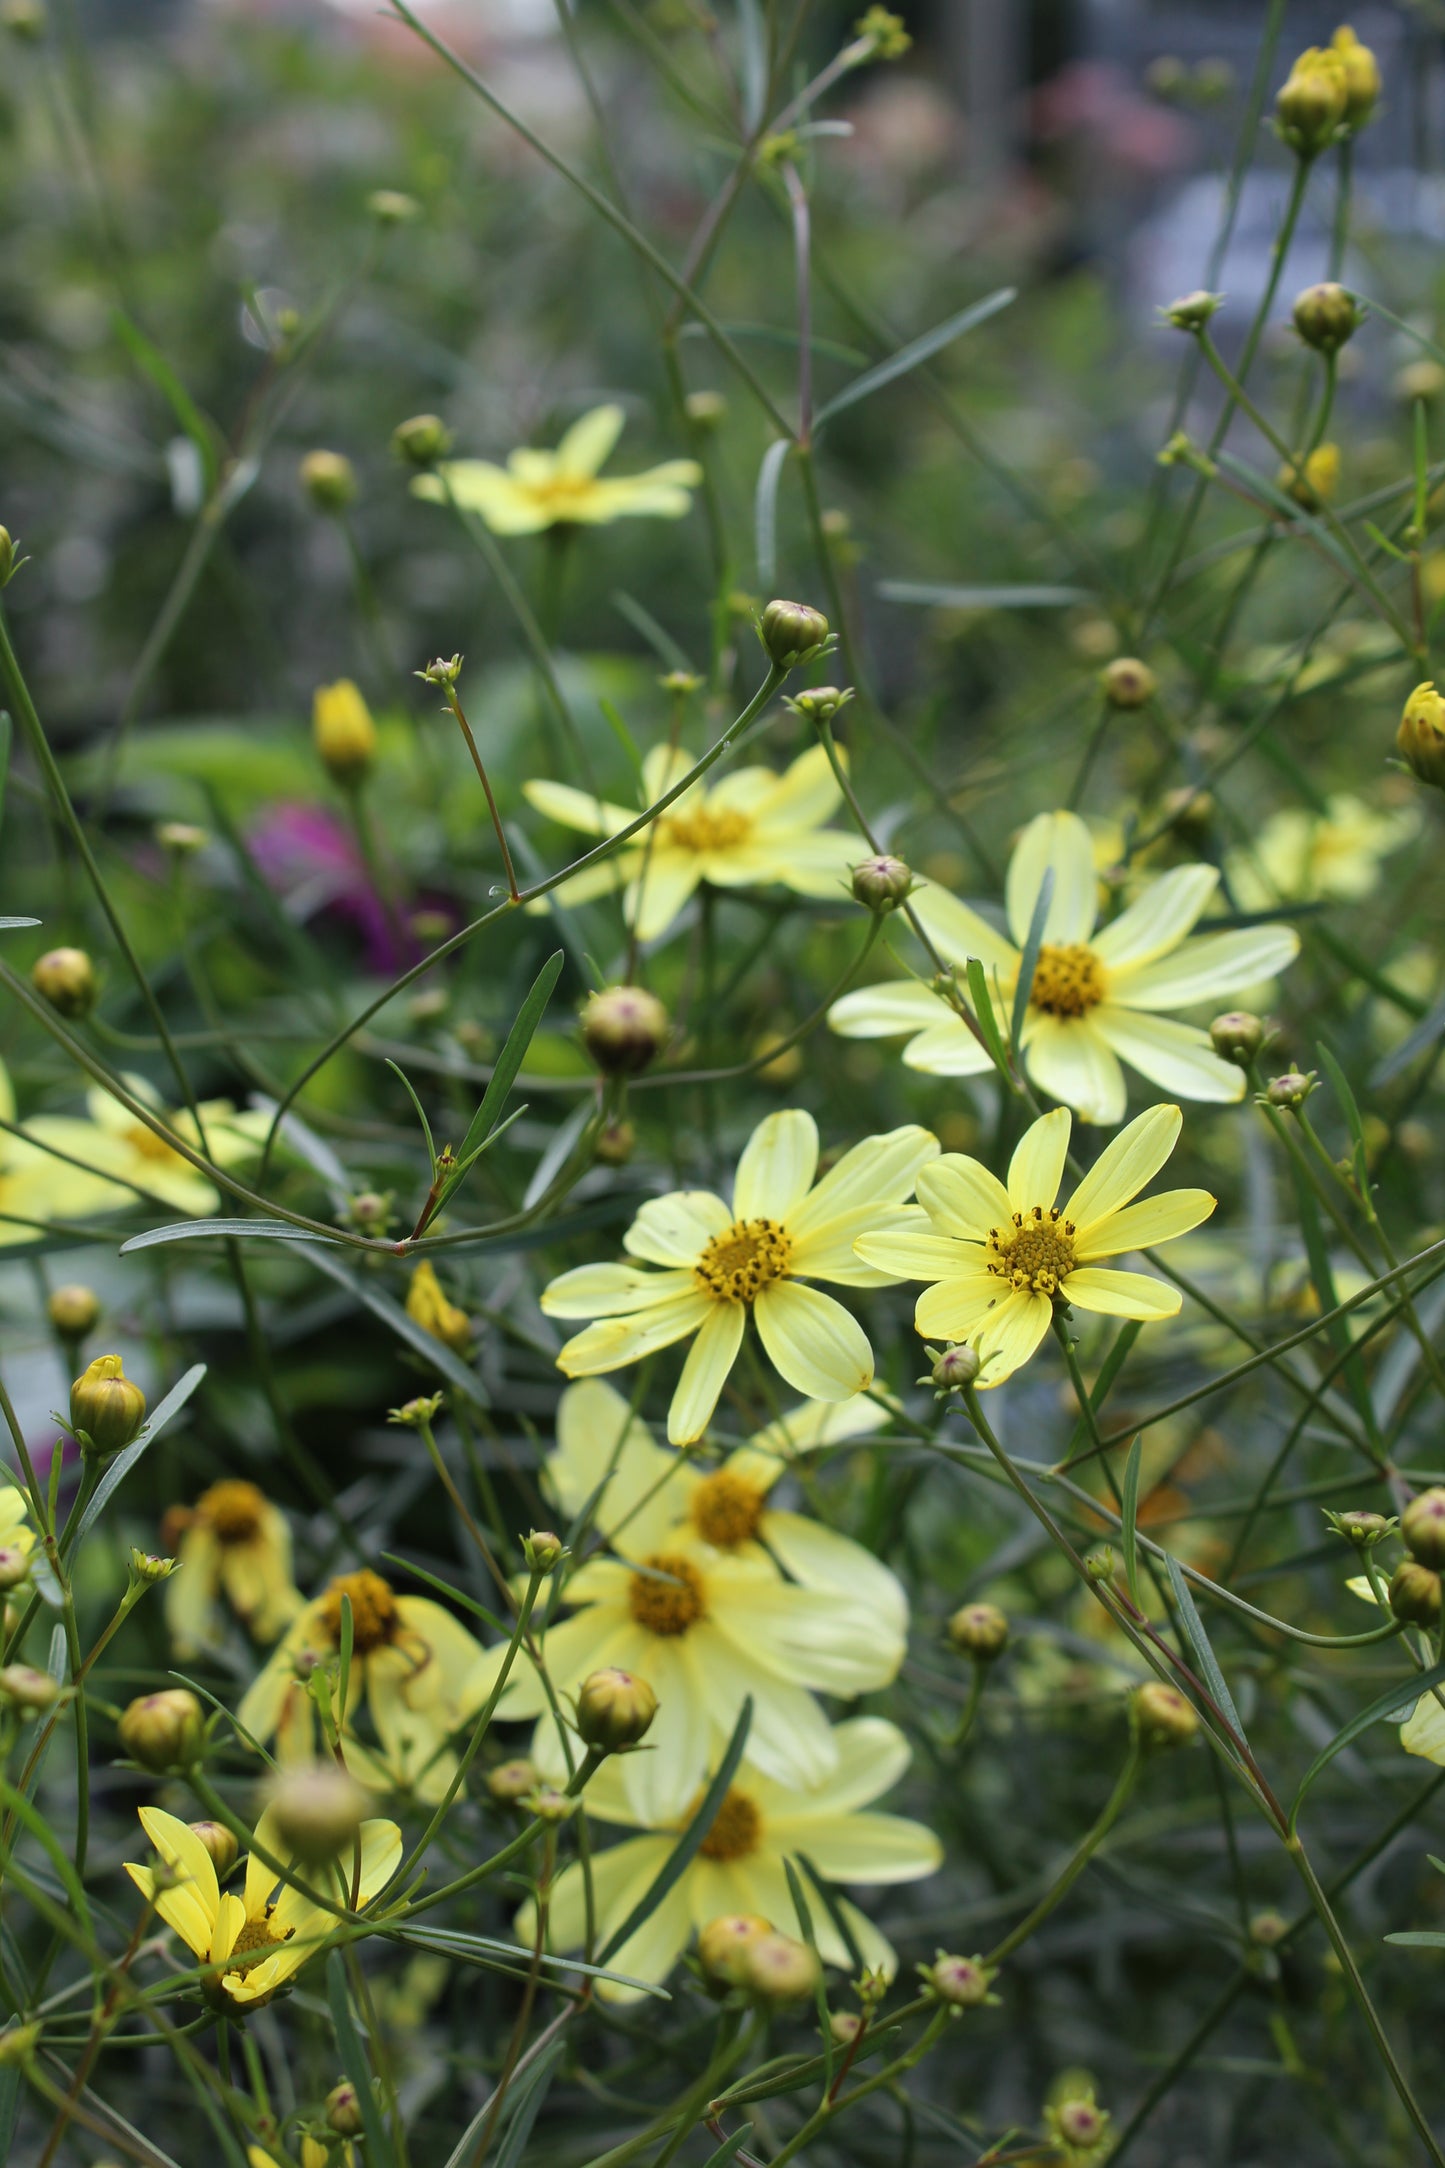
(987, 1207), (1078, 1297)
(662, 805), (752, 855)
(695, 1785), (762, 1862)
(690, 1471), (766, 1549)
(228, 1911), (291, 1963)
(695, 1219), (792, 1305)
(123, 1121), (184, 1165)
(199, 1479), (266, 1545)
(320, 1569), (399, 1653)
(628, 1553), (706, 1636)
(1028, 942), (1105, 1018)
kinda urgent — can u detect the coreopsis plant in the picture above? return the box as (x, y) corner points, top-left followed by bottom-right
(162, 1480), (303, 1654)
(830, 810), (1299, 1122)
(412, 403), (701, 532)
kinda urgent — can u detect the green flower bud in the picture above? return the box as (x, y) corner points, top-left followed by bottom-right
(594, 1118), (636, 1167)
(1403, 1489), (1445, 1570)
(758, 599), (830, 671)
(1160, 291), (1224, 334)
(1397, 682), (1445, 790)
(946, 1602), (1009, 1662)
(392, 413), (454, 467)
(1099, 656), (1157, 708)
(921, 1950), (995, 2008)
(188, 1821), (239, 1876)
(522, 1529), (564, 1574)
(486, 1758), (538, 1804)
(118, 1688), (204, 1771)
(0, 1664), (59, 1713)
(265, 1762), (368, 1864)
(697, 1913), (771, 1988)
(850, 854), (913, 912)
(367, 189), (421, 224)
(47, 1283), (100, 1339)
(326, 2081), (366, 2137)
(1264, 1070), (1314, 1111)
(299, 449), (358, 513)
(1292, 281), (1362, 354)
(740, 1929), (820, 2002)
(1209, 1011), (1264, 1066)
(1275, 47), (1349, 158)
(1390, 1559), (1443, 1626)
(575, 1666), (658, 1751)
(785, 684), (854, 725)
(684, 390), (727, 429)
(582, 985), (669, 1076)
(926, 1343), (980, 1393)
(32, 945), (97, 1020)
(1325, 1507), (1395, 1549)
(1132, 1681), (1198, 1750)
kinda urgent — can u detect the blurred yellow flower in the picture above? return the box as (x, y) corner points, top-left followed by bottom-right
(0, 1059), (137, 1244)
(517, 1719), (940, 2000)
(163, 1480), (302, 1655)
(125, 1804), (399, 2011)
(405, 1261), (472, 1354)
(524, 742), (858, 943)
(22, 1074), (270, 1219)
(312, 678), (378, 784)
(1225, 792), (1416, 908)
(831, 811), (1298, 1124)
(1278, 441), (1339, 509)
(541, 1109), (939, 1442)
(412, 404), (700, 534)
(855, 1103), (1214, 1389)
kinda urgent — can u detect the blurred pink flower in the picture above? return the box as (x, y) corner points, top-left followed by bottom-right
(249, 803), (444, 974)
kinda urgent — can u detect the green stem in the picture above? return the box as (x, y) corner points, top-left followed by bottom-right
(984, 1743), (1143, 1967)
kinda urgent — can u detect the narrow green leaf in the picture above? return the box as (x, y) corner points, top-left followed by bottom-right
(327, 1951), (399, 2168)
(1213, 449), (1360, 583)
(1291, 1661), (1445, 1834)
(495, 2042), (563, 2168)
(1371, 988), (1445, 1088)
(456, 952), (564, 1166)
(385, 1058), (437, 1177)
(113, 308), (221, 493)
(1120, 1435), (1143, 1614)
(596, 696), (646, 791)
(378, 1552), (509, 1635)
(336, 1591), (355, 1733)
(599, 1698), (753, 1962)
(702, 2126), (756, 2167)
(120, 1218), (337, 1252)
(1317, 1039), (1369, 1191)
(0, 918), (40, 931)
(878, 580), (1090, 609)
(1385, 1930), (1445, 1948)
(1166, 1554), (1246, 1744)
(611, 592), (694, 676)
(1010, 867), (1053, 1060)
(755, 437), (791, 589)
(963, 959), (1011, 1079)
(814, 288), (1016, 429)
(0, 709), (11, 828)
(736, 0), (766, 127)
(72, 1364), (207, 1551)
(385, 1922), (669, 1994)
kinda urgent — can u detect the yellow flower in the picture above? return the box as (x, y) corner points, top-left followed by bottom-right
(163, 1481), (303, 1655)
(124, 1803), (399, 2011)
(1225, 792), (1416, 909)
(1331, 25), (1381, 128)
(830, 811), (1299, 1125)
(404, 1261), (472, 1354)
(855, 1103), (1215, 1389)
(523, 742), (858, 943)
(541, 1110), (940, 1443)
(237, 1569), (489, 1803)
(0, 1060), (137, 1244)
(517, 1719), (940, 2000)
(313, 678), (378, 784)
(0, 1487), (36, 1570)
(412, 404), (700, 535)
(249, 2145), (354, 2168)
(23, 1073), (271, 1218)
(1279, 441), (1339, 509)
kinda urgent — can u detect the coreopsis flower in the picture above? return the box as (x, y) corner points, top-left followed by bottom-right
(516, 1719), (940, 2001)
(404, 1261), (472, 1354)
(545, 1377), (904, 1627)
(411, 404), (700, 534)
(124, 1804), (400, 2011)
(0, 1060), (138, 1245)
(541, 1110), (940, 1443)
(855, 1104), (1214, 1389)
(1226, 793), (1417, 909)
(23, 1073), (272, 1219)
(829, 810), (1298, 1125)
(237, 1570), (489, 1803)
(523, 743), (859, 943)
(162, 1481), (303, 1655)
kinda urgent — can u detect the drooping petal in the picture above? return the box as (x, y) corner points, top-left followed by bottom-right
(1061, 1103), (1182, 1236)
(789, 1124), (940, 1237)
(1022, 1016), (1127, 1126)
(747, 1392), (888, 1460)
(556, 1296), (712, 1377)
(754, 1281), (872, 1401)
(916, 1155), (1013, 1240)
(1006, 1106), (1071, 1214)
(1064, 1267), (1181, 1320)
(828, 981), (959, 1040)
(1005, 810), (1098, 947)
(906, 885), (1017, 974)
(1073, 1188), (1216, 1260)
(623, 1191), (732, 1266)
(732, 1109), (819, 1223)
(1090, 864), (1219, 969)
(1091, 1008), (1244, 1105)
(760, 1715), (911, 1813)
(913, 1271), (1006, 1343)
(542, 1262), (698, 1319)
(1111, 921), (1301, 1010)
(666, 1302), (746, 1444)
(972, 1287), (1053, 1386)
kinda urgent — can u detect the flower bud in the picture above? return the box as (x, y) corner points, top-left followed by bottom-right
(594, 1117), (636, 1167)
(946, 1602), (1009, 1663)
(0, 1664), (59, 1712)
(1275, 47), (1349, 156)
(405, 1261), (472, 1355)
(1131, 1681), (1198, 1750)
(387, 1392), (445, 1430)
(527, 1784), (575, 1823)
(118, 1688), (204, 1771)
(486, 1758), (538, 1804)
(1279, 443), (1339, 511)
(697, 1913), (772, 1988)
(392, 413), (454, 467)
(927, 1343), (980, 1393)
(367, 188), (420, 224)
(0, 523), (16, 579)
(1292, 281), (1361, 355)
(1326, 1507), (1395, 1548)
(0, 2023), (40, 2066)
(684, 389), (727, 429)
(1209, 1011), (1264, 1066)
(853, 6), (910, 61)
(32, 946), (97, 1020)
(1331, 25), (1381, 130)
(313, 679), (378, 786)
(1397, 682), (1445, 790)
(922, 1951), (994, 2008)
(188, 1820), (239, 1876)
(0, 1546), (29, 1593)
(758, 599), (830, 671)
(581, 985), (669, 1076)
(1145, 55), (1187, 100)
(70, 1355), (146, 1457)
(1049, 2091), (1111, 2155)
(156, 820), (210, 855)
(847, 854), (911, 914)
(1265, 1070), (1314, 1110)
(48, 1283), (100, 1339)
(830, 2010), (863, 2044)
(523, 1529), (564, 1574)
(299, 449), (358, 513)
(326, 2080), (366, 2137)
(1390, 1559), (1442, 1625)
(129, 1549), (177, 1585)
(1099, 656), (1157, 708)
(1249, 1908), (1288, 1947)
(575, 1667), (658, 1751)
(1160, 291), (1223, 334)
(742, 1930), (820, 2002)
(1084, 1544), (1116, 1584)
(785, 684), (853, 725)
(1403, 1489), (1445, 1570)
(266, 1762), (369, 1864)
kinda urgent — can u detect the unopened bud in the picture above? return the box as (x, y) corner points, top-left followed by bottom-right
(368, 188), (420, 224)
(758, 598), (830, 671)
(594, 1117), (636, 1166)
(1275, 47), (1349, 158)
(850, 854), (912, 913)
(575, 1667), (658, 1751)
(660, 669), (704, 697)
(70, 1355), (146, 1457)
(0, 2023), (40, 2066)
(392, 413), (453, 467)
(118, 1688), (204, 1771)
(1160, 291), (1223, 334)
(1250, 1908), (1289, 1947)
(1084, 1544), (1116, 1584)
(387, 1392), (445, 1430)
(1390, 1559), (1443, 1625)
(1049, 2092), (1111, 2155)
(188, 1821), (239, 1875)
(1209, 1011), (1264, 1066)
(927, 1343), (980, 1393)
(486, 1758), (538, 1804)
(48, 1283), (100, 1340)
(922, 1951), (995, 2008)
(742, 1930), (820, 2002)
(697, 1913), (772, 1988)
(853, 5), (910, 61)
(299, 449), (358, 513)
(404, 1261), (472, 1355)
(1398, 682), (1445, 790)
(156, 820), (209, 855)
(1265, 1070), (1314, 1110)
(129, 1549), (178, 1585)
(522, 1529), (563, 1574)
(1099, 656), (1157, 708)
(685, 389), (727, 429)
(266, 1762), (368, 1864)
(1331, 25), (1381, 130)
(1292, 281), (1361, 354)
(1279, 442), (1339, 511)
(830, 2009), (864, 2043)
(527, 1784), (575, 1823)
(326, 2080), (366, 2136)
(785, 684), (853, 725)
(946, 1602), (1009, 1662)
(1132, 1681), (1198, 1749)
(0, 1664), (59, 1712)
(1403, 1489), (1445, 1570)
(313, 679), (378, 785)
(582, 985), (669, 1076)
(32, 946), (97, 1020)
(0, 523), (19, 579)
(1326, 1507), (1395, 1549)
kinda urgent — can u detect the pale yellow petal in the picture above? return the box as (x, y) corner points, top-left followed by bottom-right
(666, 1302), (745, 1444)
(1006, 810), (1097, 946)
(556, 1296), (711, 1376)
(732, 1109), (819, 1223)
(1006, 1106), (1071, 1214)
(906, 885), (1017, 974)
(753, 1280), (872, 1401)
(553, 403), (626, 478)
(852, 1229), (980, 1280)
(1074, 1188), (1215, 1261)
(1113, 923), (1300, 1010)
(917, 1154), (1012, 1240)
(972, 1288), (1053, 1385)
(789, 1124), (939, 1237)
(1090, 864), (1219, 969)
(1022, 1014), (1127, 1125)
(1062, 1103), (1182, 1236)
(623, 1190), (731, 1266)
(1063, 1266), (1181, 1320)
(541, 1262), (698, 1319)
(522, 778), (635, 836)
(1090, 1008), (1244, 1105)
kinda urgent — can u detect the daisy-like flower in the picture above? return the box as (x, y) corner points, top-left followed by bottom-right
(24, 1074), (272, 1219)
(541, 1110), (940, 1444)
(0, 1060), (138, 1245)
(237, 1569), (489, 1803)
(517, 1719), (941, 2001)
(124, 1804), (400, 2011)
(545, 1378), (905, 1629)
(829, 809), (1299, 1124)
(855, 1104), (1215, 1389)
(0, 1486), (36, 1580)
(161, 1480), (303, 1656)
(523, 742), (858, 944)
(1225, 791), (1416, 909)
(411, 403), (700, 535)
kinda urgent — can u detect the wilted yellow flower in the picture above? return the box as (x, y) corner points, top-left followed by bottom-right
(163, 1481), (302, 1654)
(412, 404), (700, 535)
(312, 679), (378, 784)
(405, 1261), (472, 1353)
